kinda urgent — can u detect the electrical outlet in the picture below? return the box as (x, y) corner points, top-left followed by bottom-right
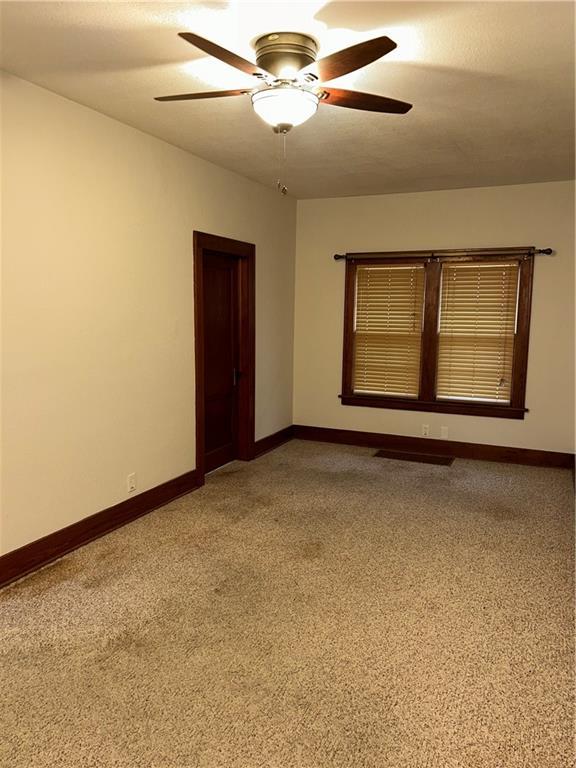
(440, 426), (449, 439)
(127, 473), (137, 493)
(421, 424), (430, 437)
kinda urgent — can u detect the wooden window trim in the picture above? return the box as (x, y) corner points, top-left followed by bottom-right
(419, 259), (441, 401)
(340, 248), (534, 420)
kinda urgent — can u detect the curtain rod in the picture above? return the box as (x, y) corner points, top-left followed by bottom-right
(333, 247), (553, 261)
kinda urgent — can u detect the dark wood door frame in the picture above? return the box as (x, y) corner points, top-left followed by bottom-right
(193, 231), (255, 484)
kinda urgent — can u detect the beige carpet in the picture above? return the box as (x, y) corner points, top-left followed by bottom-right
(1, 440), (573, 768)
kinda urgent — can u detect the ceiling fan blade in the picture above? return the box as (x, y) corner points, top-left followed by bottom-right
(155, 89), (250, 102)
(178, 32), (267, 77)
(320, 87), (412, 114)
(303, 36), (397, 82)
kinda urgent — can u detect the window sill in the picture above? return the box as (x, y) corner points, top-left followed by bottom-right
(339, 394), (527, 419)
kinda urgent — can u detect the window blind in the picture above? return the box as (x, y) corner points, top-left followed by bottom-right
(436, 262), (519, 403)
(353, 264), (425, 397)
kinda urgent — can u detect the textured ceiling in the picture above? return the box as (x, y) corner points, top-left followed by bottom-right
(1, 1), (574, 198)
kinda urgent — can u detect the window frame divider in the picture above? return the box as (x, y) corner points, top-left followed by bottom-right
(419, 259), (441, 401)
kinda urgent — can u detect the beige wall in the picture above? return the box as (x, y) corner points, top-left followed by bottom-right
(2, 72), (574, 557)
(294, 181), (575, 453)
(1, 73), (296, 554)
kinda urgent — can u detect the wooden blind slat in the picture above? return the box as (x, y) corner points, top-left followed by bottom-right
(353, 264), (425, 397)
(436, 262), (519, 403)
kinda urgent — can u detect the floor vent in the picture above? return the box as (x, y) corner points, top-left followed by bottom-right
(374, 449), (455, 466)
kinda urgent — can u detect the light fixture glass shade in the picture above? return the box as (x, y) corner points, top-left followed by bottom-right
(251, 87), (319, 128)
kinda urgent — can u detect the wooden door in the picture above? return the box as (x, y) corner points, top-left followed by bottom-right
(202, 250), (239, 472)
(194, 231), (256, 482)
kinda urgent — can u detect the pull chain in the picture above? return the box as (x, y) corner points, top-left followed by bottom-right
(276, 129), (288, 196)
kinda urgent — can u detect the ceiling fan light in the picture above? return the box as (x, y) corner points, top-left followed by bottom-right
(251, 87), (319, 128)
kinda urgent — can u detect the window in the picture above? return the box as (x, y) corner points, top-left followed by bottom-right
(341, 248), (534, 419)
(436, 262), (518, 403)
(354, 264), (425, 398)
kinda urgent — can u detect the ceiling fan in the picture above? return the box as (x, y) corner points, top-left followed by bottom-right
(155, 31), (412, 132)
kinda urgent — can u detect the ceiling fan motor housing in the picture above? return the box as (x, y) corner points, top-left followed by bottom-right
(253, 32), (318, 78)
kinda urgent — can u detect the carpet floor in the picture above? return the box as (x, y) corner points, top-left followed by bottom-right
(1, 440), (573, 767)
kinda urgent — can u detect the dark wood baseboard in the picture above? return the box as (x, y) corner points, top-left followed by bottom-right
(0, 469), (202, 590)
(3, 425), (572, 589)
(292, 425), (575, 469)
(254, 426), (294, 458)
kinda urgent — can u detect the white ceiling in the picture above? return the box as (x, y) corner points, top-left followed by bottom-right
(1, 1), (574, 198)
